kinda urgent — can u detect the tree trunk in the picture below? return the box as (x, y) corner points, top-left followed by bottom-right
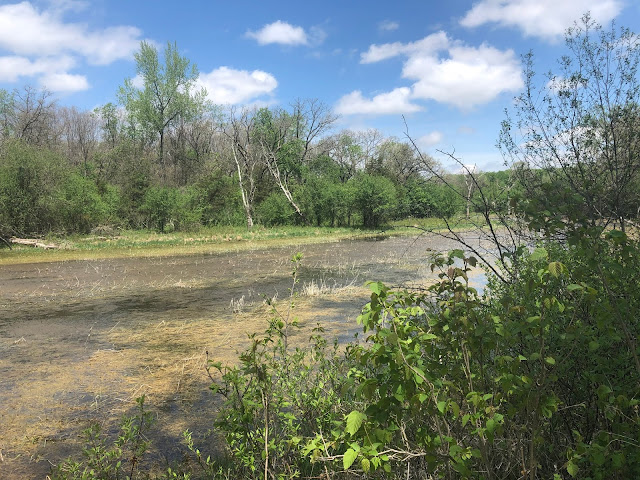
(232, 145), (254, 230)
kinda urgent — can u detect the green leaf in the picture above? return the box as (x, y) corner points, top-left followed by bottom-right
(450, 401), (460, 418)
(367, 281), (385, 296)
(530, 247), (548, 262)
(486, 418), (496, 433)
(420, 333), (438, 341)
(548, 261), (566, 278)
(437, 401), (447, 414)
(343, 448), (357, 470)
(545, 356), (556, 365)
(345, 411), (366, 436)
(567, 283), (583, 291)
(462, 414), (470, 427)
(450, 249), (464, 259)
(567, 460), (578, 477)
(361, 458), (371, 473)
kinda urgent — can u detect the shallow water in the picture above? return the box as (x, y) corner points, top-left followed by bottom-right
(0, 233), (485, 478)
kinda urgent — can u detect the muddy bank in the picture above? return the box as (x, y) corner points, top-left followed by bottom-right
(0, 233), (486, 478)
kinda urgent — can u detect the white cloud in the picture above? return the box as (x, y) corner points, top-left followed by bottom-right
(197, 66), (278, 105)
(418, 131), (443, 148)
(39, 72), (88, 92)
(335, 87), (423, 115)
(406, 44), (523, 109)
(0, 54), (74, 81)
(131, 73), (144, 89)
(361, 31), (449, 63)
(460, 0), (622, 41)
(379, 20), (399, 32)
(0, 2), (142, 64)
(358, 32), (523, 110)
(246, 20), (309, 46)
(0, 2), (144, 92)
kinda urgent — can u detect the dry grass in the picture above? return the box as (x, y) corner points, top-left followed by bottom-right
(0, 227), (390, 266)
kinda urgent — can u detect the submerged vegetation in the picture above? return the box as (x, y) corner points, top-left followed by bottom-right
(3, 14), (640, 480)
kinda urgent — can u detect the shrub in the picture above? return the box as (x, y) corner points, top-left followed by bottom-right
(256, 192), (295, 226)
(349, 173), (397, 228)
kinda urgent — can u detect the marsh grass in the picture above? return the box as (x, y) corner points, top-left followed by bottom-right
(0, 226), (391, 265)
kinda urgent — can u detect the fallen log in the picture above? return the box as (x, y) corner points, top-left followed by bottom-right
(10, 238), (59, 249)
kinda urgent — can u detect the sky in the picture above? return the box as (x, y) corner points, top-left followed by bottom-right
(0, 0), (639, 172)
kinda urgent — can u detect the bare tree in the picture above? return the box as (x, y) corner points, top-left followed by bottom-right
(375, 138), (440, 183)
(12, 86), (59, 147)
(289, 98), (338, 164)
(60, 106), (100, 175)
(224, 107), (262, 229)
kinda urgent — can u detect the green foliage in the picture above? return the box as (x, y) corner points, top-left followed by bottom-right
(141, 186), (202, 232)
(57, 174), (110, 234)
(0, 140), (115, 234)
(51, 396), (154, 480)
(191, 171), (244, 226)
(303, 236), (639, 479)
(0, 140), (66, 234)
(403, 179), (461, 219)
(118, 41), (206, 166)
(208, 254), (351, 479)
(141, 186), (176, 232)
(256, 192), (296, 226)
(349, 173), (398, 228)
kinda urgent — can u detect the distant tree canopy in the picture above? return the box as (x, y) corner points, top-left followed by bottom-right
(0, 43), (486, 236)
(12, 36), (633, 238)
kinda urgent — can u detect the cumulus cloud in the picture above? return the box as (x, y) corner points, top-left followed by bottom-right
(361, 31), (449, 63)
(418, 131), (443, 148)
(406, 44), (523, 108)
(0, 54), (75, 81)
(357, 32), (523, 110)
(246, 20), (310, 46)
(0, 1), (144, 92)
(197, 66), (278, 105)
(378, 20), (399, 32)
(335, 87), (423, 115)
(39, 72), (89, 92)
(0, 2), (142, 64)
(460, 0), (622, 41)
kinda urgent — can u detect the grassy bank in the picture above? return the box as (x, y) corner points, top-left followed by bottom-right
(0, 225), (390, 265)
(0, 216), (487, 265)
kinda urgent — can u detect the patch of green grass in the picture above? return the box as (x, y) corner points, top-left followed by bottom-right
(0, 225), (391, 265)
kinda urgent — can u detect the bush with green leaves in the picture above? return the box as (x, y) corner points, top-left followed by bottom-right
(57, 173), (111, 234)
(303, 234), (639, 479)
(349, 173), (398, 228)
(207, 254), (352, 479)
(0, 140), (66, 234)
(256, 192), (296, 226)
(51, 396), (154, 480)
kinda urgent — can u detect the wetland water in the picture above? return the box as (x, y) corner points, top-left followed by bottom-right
(0, 233), (485, 478)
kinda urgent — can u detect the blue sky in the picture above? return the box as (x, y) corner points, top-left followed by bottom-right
(0, 0), (639, 171)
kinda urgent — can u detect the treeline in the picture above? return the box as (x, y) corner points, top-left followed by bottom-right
(0, 43), (515, 238)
